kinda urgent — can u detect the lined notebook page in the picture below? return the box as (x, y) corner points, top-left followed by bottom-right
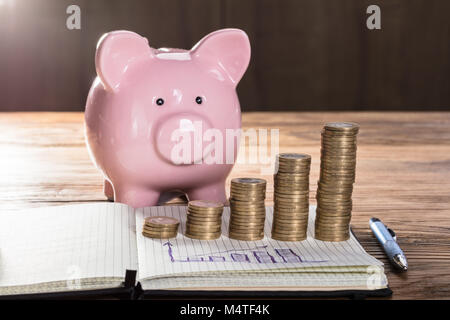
(135, 206), (383, 282)
(0, 203), (137, 294)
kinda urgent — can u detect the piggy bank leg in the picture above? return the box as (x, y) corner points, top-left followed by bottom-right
(114, 184), (161, 208)
(104, 180), (114, 201)
(186, 181), (227, 205)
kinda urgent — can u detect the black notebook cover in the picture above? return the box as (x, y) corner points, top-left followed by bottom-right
(0, 270), (138, 300)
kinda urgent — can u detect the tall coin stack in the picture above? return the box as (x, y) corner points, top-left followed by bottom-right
(229, 178), (267, 241)
(142, 216), (179, 239)
(272, 153), (311, 241)
(185, 200), (224, 240)
(315, 122), (360, 241)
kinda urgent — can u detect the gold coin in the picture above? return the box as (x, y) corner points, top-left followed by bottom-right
(229, 220), (266, 227)
(274, 187), (309, 193)
(187, 212), (223, 219)
(277, 165), (311, 169)
(272, 228), (307, 236)
(317, 186), (353, 193)
(314, 231), (350, 237)
(315, 230), (350, 236)
(274, 205), (309, 211)
(230, 213), (265, 219)
(273, 223), (308, 230)
(271, 234), (306, 241)
(229, 218), (266, 224)
(273, 215), (309, 222)
(274, 203), (309, 209)
(185, 232), (221, 240)
(314, 235), (350, 242)
(187, 207), (223, 213)
(278, 153), (311, 161)
(320, 151), (357, 157)
(315, 221), (350, 227)
(231, 177), (266, 184)
(272, 229), (307, 236)
(229, 223), (264, 229)
(188, 199), (223, 208)
(324, 122), (359, 131)
(230, 203), (266, 210)
(321, 134), (357, 140)
(142, 232), (178, 238)
(186, 224), (222, 231)
(314, 229), (350, 236)
(229, 227), (265, 234)
(144, 216), (180, 228)
(228, 233), (264, 241)
(230, 211), (266, 217)
(274, 215), (309, 221)
(272, 226), (307, 233)
(274, 207), (309, 213)
(316, 214), (352, 220)
(274, 211), (309, 217)
(275, 172), (310, 178)
(276, 167), (310, 173)
(142, 231), (177, 239)
(185, 229), (222, 236)
(143, 226), (178, 233)
(187, 214), (222, 221)
(230, 196), (266, 202)
(230, 185), (267, 192)
(142, 232), (177, 239)
(274, 192), (309, 198)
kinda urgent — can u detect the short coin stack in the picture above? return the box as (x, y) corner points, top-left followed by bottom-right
(229, 178), (267, 241)
(272, 153), (311, 241)
(315, 122), (359, 241)
(185, 200), (224, 240)
(142, 216), (179, 239)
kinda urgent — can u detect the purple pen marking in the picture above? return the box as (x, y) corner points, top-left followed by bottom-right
(209, 256), (226, 262)
(231, 253), (251, 262)
(275, 248), (302, 263)
(164, 242), (327, 264)
(253, 251), (277, 263)
(190, 245), (269, 257)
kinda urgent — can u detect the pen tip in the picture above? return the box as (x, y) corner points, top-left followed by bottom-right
(394, 254), (408, 272)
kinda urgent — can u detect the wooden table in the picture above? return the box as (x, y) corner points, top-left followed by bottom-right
(1, 112), (449, 299)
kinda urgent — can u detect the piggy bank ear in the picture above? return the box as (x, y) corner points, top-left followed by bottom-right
(191, 29), (251, 86)
(95, 30), (153, 91)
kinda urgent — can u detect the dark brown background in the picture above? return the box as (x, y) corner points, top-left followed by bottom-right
(0, 0), (448, 111)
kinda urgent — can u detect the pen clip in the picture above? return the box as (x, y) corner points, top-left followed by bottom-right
(387, 228), (397, 241)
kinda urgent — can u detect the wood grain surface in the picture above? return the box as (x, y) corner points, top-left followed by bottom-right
(0, 112), (449, 299)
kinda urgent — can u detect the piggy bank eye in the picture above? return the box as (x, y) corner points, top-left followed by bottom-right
(195, 96), (203, 105)
(156, 98), (164, 106)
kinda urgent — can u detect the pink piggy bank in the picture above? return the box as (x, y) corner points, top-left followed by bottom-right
(85, 29), (251, 208)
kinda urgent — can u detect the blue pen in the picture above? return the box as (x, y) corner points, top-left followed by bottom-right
(369, 217), (408, 271)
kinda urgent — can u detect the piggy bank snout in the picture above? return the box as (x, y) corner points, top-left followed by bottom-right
(155, 113), (213, 165)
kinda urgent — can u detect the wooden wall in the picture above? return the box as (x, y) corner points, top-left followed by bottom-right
(0, 0), (448, 111)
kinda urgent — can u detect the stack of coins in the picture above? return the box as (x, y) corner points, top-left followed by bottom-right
(272, 153), (311, 241)
(229, 178), (267, 241)
(185, 200), (224, 240)
(315, 122), (359, 241)
(142, 216), (179, 239)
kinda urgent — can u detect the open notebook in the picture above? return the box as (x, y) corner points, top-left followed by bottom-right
(0, 203), (389, 298)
